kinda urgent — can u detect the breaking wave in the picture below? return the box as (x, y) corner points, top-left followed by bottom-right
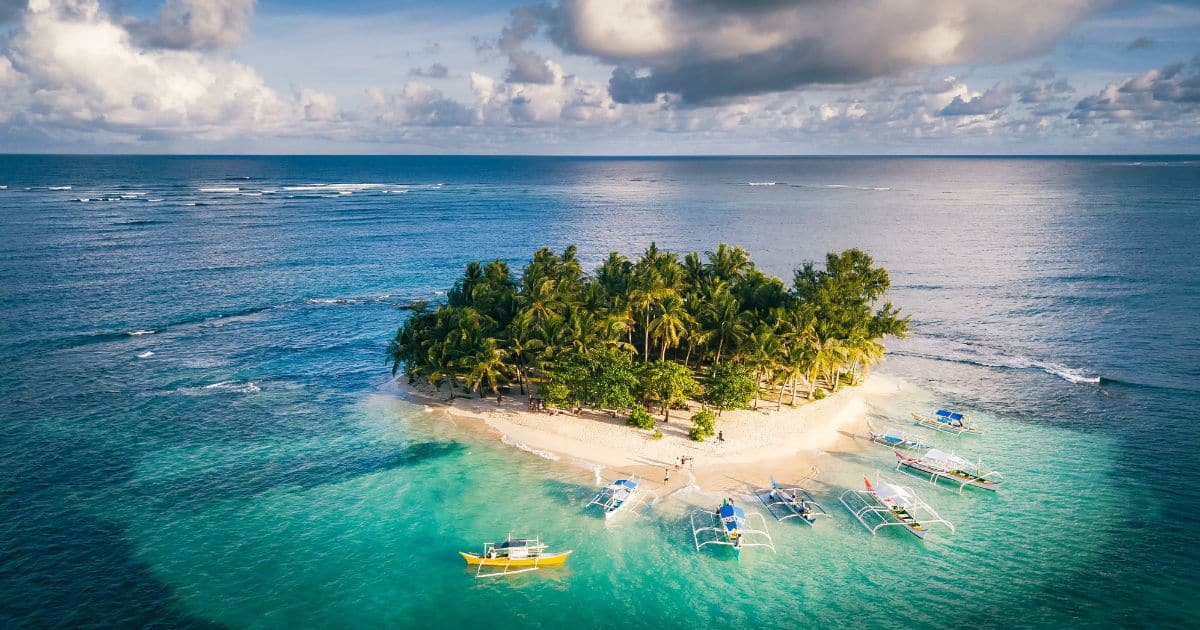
(500, 434), (560, 461)
(893, 334), (1101, 384)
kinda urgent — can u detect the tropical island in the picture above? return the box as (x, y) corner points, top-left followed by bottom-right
(387, 244), (909, 486)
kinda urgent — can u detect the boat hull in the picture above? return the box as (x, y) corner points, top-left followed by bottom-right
(459, 550), (572, 568)
(897, 458), (1001, 492)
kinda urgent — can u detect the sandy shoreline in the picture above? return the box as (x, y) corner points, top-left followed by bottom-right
(390, 373), (906, 495)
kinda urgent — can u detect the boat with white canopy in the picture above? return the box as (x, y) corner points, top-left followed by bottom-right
(586, 477), (655, 520)
(691, 499), (775, 556)
(459, 535), (572, 578)
(895, 449), (1003, 493)
(755, 475), (830, 525)
(839, 476), (954, 540)
(912, 409), (982, 435)
(867, 426), (932, 453)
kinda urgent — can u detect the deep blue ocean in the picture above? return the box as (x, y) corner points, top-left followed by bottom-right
(1, 155), (1197, 627)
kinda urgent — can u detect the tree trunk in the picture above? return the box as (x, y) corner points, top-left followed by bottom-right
(777, 381), (786, 410)
(791, 376), (798, 406)
(807, 368), (817, 400)
(715, 338), (724, 364)
(660, 340), (668, 362)
(753, 369), (761, 409)
(642, 314), (651, 363)
(684, 342), (693, 367)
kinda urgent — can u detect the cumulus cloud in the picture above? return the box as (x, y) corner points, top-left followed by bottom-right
(471, 61), (619, 126)
(361, 82), (473, 127)
(127, 0), (255, 50)
(0, 0), (290, 140)
(1071, 58), (1200, 125)
(497, 5), (555, 84)
(409, 62), (450, 79)
(939, 82), (1013, 116)
(528, 0), (1109, 105)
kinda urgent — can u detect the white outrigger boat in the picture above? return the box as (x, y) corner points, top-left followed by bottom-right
(839, 477), (954, 540)
(691, 499), (775, 557)
(895, 449), (1004, 493)
(755, 475), (830, 525)
(586, 477), (655, 520)
(867, 426), (932, 453)
(459, 534), (572, 578)
(912, 409), (982, 435)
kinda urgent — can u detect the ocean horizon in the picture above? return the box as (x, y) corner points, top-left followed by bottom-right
(1, 154), (1197, 627)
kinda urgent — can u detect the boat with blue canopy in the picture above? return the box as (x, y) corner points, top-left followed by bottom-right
(912, 409), (982, 435)
(690, 499), (774, 556)
(868, 426), (933, 452)
(587, 477), (654, 520)
(755, 474), (830, 525)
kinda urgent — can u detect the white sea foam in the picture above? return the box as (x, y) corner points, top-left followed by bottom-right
(136, 351), (155, 359)
(184, 202), (197, 206)
(0, 185), (7, 189)
(895, 335), (1101, 385)
(824, 184), (850, 188)
(423, 406), (433, 413)
(74, 198), (89, 203)
(748, 181), (776, 186)
(49, 185), (72, 190)
(127, 329), (156, 336)
(203, 380), (261, 393)
(199, 187), (240, 193)
(500, 434), (560, 460)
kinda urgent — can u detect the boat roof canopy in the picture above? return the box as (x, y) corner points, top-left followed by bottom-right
(719, 504), (746, 520)
(875, 483), (915, 507)
(923, 449), (971, 467)
(613, 479), (638, 489)
(496, 539), (529, 549)
(936, 409), (964, 421)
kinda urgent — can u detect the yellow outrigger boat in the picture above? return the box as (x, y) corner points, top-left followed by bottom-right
(459, 535), (572, 578)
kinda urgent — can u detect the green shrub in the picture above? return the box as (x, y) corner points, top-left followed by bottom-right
(704, 362), (755, 415)
(691, 409), (716, 437)
(651, 429), (664, 440)
(813, 388), (827, 400)
(627, 405), (656, 430)
(688, 426), (706, 442)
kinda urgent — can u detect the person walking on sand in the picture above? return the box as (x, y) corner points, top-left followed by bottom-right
(664, 468), (671, 484)
(718, 430), (725, 443)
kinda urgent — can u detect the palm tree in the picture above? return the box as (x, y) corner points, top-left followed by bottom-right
(746, 325), (780, 409)
(506, 313), (542, 395)
(776, 343), (814, 406)
(704, 290), (746, 364)
(807, 335), (848, 399)
(649, 293), (694, 361)
(466, 337), (510, 403)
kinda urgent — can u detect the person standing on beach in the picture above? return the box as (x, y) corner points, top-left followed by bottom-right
(664, 468), (671, 484)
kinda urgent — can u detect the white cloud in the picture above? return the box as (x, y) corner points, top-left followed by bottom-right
(2, 0), (294, 141)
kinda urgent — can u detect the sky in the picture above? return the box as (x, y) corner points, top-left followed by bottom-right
(0, 0), (1198, 154)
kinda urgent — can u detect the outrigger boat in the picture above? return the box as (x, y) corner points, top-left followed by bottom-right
(459, 535), (572, 578)
(867, 426), (932, 453)
(586, 477), (654, 520)
(690, 499), (775, 557)
(839, 476), (954, 540)
(895, 449), (1003, 493)
(912, 409), (982, 435)
(755, 475), (830, 525)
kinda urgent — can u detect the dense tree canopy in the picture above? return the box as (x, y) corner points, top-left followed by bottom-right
(387, 244), (908, 428)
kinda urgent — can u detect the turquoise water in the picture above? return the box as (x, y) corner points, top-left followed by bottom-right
(1, 156), (1197, 627)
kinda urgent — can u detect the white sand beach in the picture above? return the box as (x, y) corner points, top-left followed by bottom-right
(394, 374), (905, 494)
